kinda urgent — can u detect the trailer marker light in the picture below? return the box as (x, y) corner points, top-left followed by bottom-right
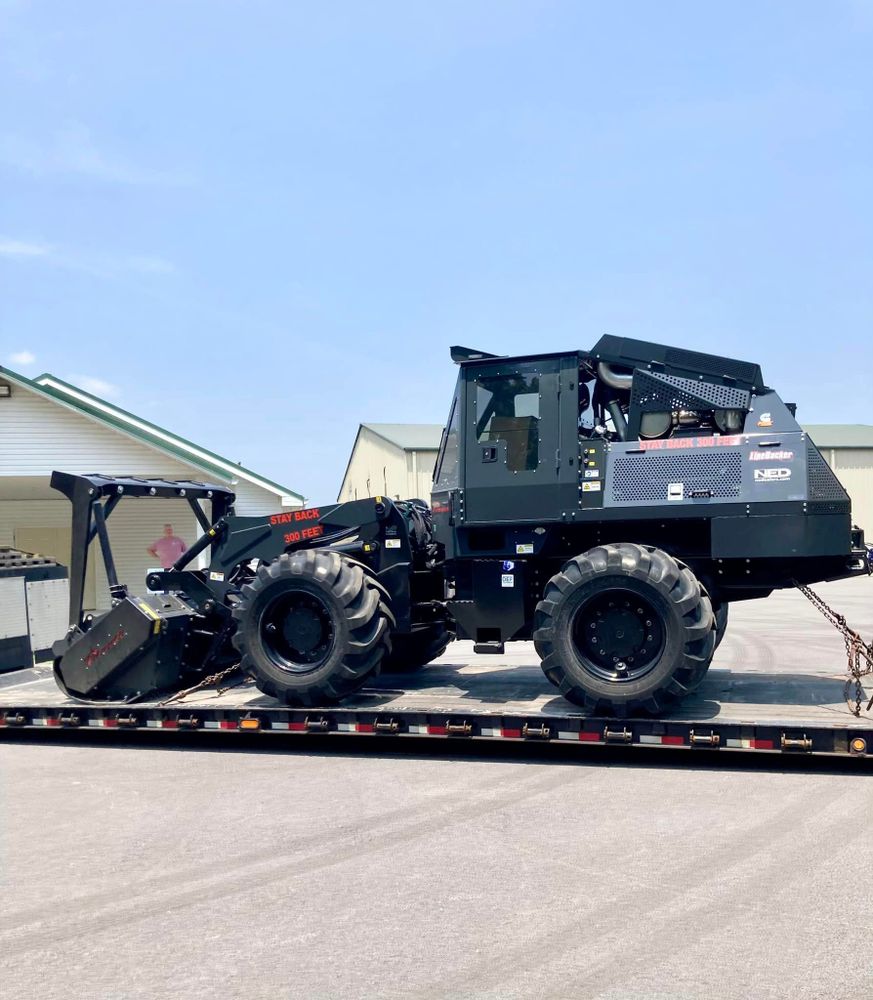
(850, 737), (867, 755)
(239, 718), (261, 730)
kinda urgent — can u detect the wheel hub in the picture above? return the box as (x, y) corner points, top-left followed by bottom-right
(572, 589), (665, 682)
(284, 606), (324, 653)
(261, 591), (334, 672)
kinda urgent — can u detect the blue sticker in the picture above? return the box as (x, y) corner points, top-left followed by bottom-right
(502, 560), (516, 572)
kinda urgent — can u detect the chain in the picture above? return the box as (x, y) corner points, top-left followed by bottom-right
(158, 664), (246, 706)
(792, 581), (873, 716)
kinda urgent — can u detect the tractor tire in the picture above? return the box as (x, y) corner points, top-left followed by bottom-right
(714, 603), (729, 650)
(533, 543), (716, 717)
(381, 622), (453, 674)
(231, 550), (392, 706)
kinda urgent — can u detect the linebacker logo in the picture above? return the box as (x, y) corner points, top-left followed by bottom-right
(754, 467), (791, 483)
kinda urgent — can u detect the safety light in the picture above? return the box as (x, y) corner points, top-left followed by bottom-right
(239, 718), (261, 731)
(850, 737), (867, 755)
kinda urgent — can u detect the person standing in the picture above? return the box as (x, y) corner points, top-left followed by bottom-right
(147, 524), (187, 569)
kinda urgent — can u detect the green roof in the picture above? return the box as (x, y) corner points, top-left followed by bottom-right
(0, 366), (303, 501)
(802, 424), (873, 449)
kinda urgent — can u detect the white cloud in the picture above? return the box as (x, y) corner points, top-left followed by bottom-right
(8, 350), (36, 365)
(0, 235), (175, 279)
(70, 375), (121, 399)
(0, 123), (191, 187)
(0, 237), (50, 257)
(126, 255), (176, 275)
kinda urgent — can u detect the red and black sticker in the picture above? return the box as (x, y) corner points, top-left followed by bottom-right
(271, 508), (321, 526)
(284, 525), (325, 545)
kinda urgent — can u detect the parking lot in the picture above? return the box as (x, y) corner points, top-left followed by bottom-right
(2, 580), (872, 999)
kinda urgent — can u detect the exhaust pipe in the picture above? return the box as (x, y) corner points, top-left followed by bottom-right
(607, 399), (628, 441)
(597, 361), (634, 391)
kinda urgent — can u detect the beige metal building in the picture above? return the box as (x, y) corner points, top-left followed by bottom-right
(0, 366), (303, 611)
(338, 423), (442, 502)
(804, 425), (873, 535)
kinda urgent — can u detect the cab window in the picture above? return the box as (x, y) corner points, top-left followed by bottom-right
(434, 391), (460, 489)
(475, 374), (540, 472)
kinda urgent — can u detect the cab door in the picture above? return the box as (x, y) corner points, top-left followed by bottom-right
(462, 355), (576, 523)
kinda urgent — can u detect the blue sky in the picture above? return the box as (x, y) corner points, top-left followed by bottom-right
(2, 1), (871, 502)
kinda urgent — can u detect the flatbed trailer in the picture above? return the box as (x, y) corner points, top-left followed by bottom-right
(2, 584), (872, 759)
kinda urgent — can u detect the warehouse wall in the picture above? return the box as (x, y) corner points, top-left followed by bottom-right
(826, 449), (873, 535)
(340, 428), (407, 501)
(340, 427), (439, 502)
(405, 449), (438, 501)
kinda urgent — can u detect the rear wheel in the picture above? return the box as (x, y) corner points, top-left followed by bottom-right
(381, 622), (453, 674)
(534, 543), (715, 716)
(231, 550), (392, 705)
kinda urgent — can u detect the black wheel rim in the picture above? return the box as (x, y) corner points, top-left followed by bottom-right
(259, 590), (335, 673)
(571, 588), (665, 682)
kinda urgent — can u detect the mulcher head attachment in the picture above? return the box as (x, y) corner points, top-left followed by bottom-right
(53, 594), (202, 702)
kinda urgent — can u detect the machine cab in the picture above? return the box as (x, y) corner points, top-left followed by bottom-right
(431, 350), (581, 535)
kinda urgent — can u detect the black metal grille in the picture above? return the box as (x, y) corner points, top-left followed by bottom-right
(631, 370), (751, 412)
(806, 443), (849, 501)
(612, 452), (743, 502)
(806, 500), (851, 514)
(664, 347), (760, 387)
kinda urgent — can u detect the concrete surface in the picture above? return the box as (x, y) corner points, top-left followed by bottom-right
(2, 580), (873, 999)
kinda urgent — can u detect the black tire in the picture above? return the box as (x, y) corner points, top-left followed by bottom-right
(714, 603), (729, 650)
(231, 550), (392, 706)
(381, 622), (453, 674)
(534, 543), (716, 716)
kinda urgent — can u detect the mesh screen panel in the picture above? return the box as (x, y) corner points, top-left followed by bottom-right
(806, 443), (850, 502)
(612, 452), (742, 502)
(631, 371), (751, 412)
(663, 347), (760, 386)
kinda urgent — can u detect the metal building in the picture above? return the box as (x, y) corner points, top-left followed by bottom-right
(338, 423), (442, 502)
(803, 424), (873, 537)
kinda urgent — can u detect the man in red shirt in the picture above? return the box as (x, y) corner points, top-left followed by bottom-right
(147, 524), (187, 569)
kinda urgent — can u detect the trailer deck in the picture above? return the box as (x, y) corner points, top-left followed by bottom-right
(3, 582), (872, 758)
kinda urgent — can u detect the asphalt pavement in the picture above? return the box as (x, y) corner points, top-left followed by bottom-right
(2, 581), (873, 999)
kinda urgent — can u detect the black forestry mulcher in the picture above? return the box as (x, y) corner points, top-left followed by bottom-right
(52, 336), (871, 717)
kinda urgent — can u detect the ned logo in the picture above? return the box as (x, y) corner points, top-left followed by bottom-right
(754, 467), (791, 483)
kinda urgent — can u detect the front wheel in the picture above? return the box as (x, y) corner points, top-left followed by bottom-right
(231, 550), (393, 705)
(534, 543), (715, 717)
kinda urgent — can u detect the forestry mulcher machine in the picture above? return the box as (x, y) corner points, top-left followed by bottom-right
(52, 336), (870, 716)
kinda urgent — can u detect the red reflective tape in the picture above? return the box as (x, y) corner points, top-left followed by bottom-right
(428, 725), (447, 735)
(288, 722), (307, 732)
(162, 719), (178, 729)
(579, 731), (601, 742)
(219, 720), (237, 730)
(46, 718), (61, 727)
(357, 723), (374, 733)
(502, 728), (521, 739)
(103, 718), (119, 728)
(752, 739), (774, 750)
(661, 735), (685, 746)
